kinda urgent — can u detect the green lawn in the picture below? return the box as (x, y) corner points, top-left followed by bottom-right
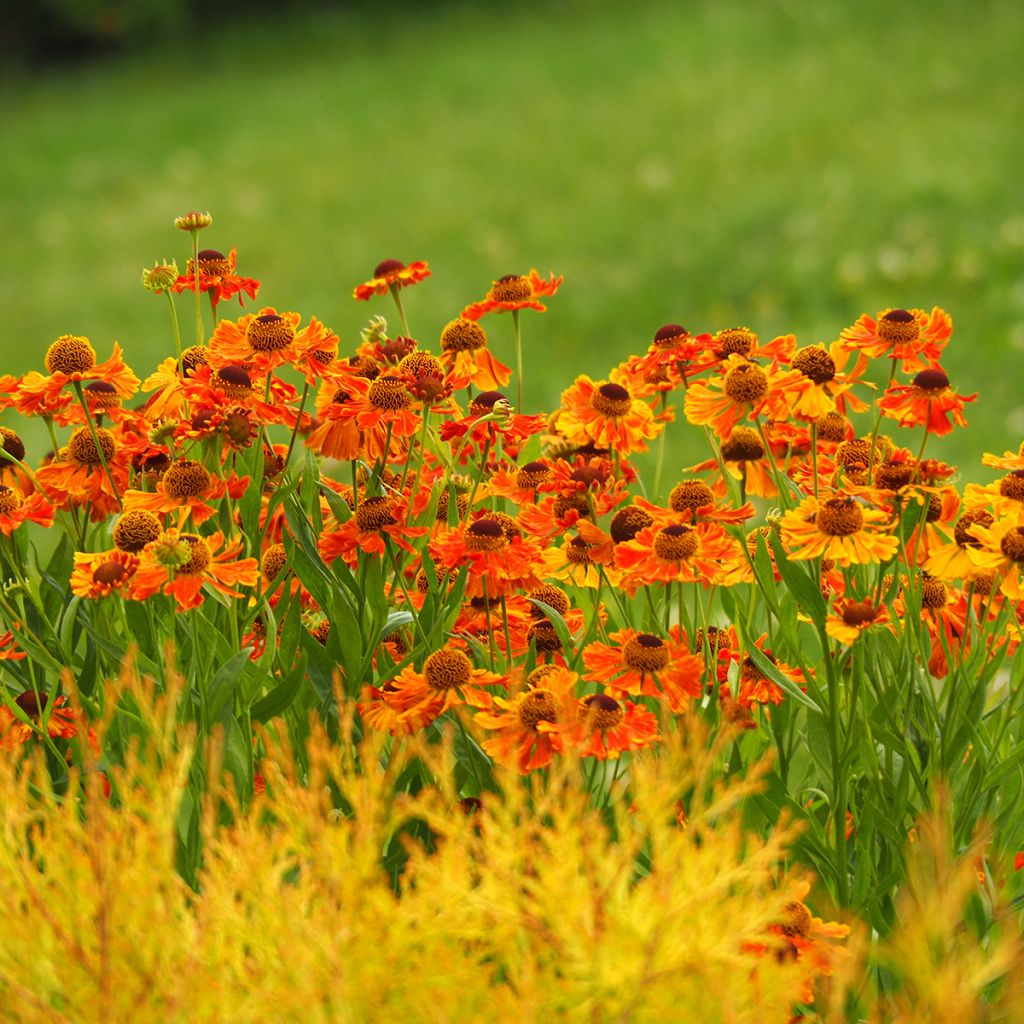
(2, 0), (1023, 476)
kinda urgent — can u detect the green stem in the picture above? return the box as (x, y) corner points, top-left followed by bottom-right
(390, 284), (411, 337)
(71, 381), (122, 511)
(165, 289), (183, 367)
(191, 230), (204, 346)
(283, 381), (311, 469)
(511, 308), (523, 412)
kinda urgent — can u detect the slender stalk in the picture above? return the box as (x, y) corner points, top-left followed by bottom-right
(71, 381), (122, 511)
(511, 308), (523, 412)
(191, 230), (204, 346)
(390, 284), (411, 337)
(164, 290), (183, 367)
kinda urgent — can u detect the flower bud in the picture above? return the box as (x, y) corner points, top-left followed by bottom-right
(141, 260), (180, 293)
(174, 211), (213, 231)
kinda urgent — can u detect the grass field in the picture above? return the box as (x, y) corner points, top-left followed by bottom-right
(2, 0), (1023, 474)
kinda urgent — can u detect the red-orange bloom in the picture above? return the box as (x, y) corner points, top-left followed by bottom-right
(475, 666), (577, 772)
(557, 375), (663, 455)
(840, 306), (952, 372)
(319, 496), (427, 568)
(430, 517), (544, 598)
(16, 339), (139, 416)
(0, 484), (54, 535)
(736, 639), (806, 709)
(0, 630), (26, 661)
(386, 644), (505, 732)
(461, 269), (562, 321)
(131, 529), (259, 612)
(171, 247), (260, 308)
(582, 627), (704, 712)
(0, 691), (80, 749)
(567, 693), (659, 760)
(439, 317), (512, 391)
(353, 259), (431, 301)
(779, 494), (899, 566)
(207, 307), (332, 380)
(876, 366), (976, 436)
(70, 549), (140, 599)
(615, 519), (742, 590)
(122, 461), (249, 527)
(825, 597), (893, 645)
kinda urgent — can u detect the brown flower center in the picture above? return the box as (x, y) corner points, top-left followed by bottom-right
(435, 489), (469, 522)
(355, 496), (396, 532)
(246, 313), (295, 353)
(528, 584), (570, 618)
(874, 460), (915, 492)
(440, 318), (487, 353)
(693, 626), (732, 654)
(877, 308), (920, 347)
(564, 536), (592, 564)
(374, 259), (405, 278)
(580, 693), (624, 731)
(816, 497), (864, 537)
(1000, 526), (1024, 563)
(669, 479), (714, 514)
(652, 323), (688, 348)
(715, 327), (756, 357)
(913, 367), (949, 391)
(196, 249), (231, 276)
(83, 380), (120, 408)
(623, 633), (669, 672)
(177, 534), (211, 575)
(815, 412), (849, 443)
(776, 901), (812, 938)
(14, 691), (47, 718)
(723, 362), (769, 405)
(590, 382), (632, 418)
(954, 509), (993, 548)
(45, 335), (96, 375)
(93, 560), (131, 587)
(368, 376), (412, 411)
(464, 518), (507, 552)
(610, 505), (653, 543)
(180, 345), (209, 377)
(162, 460), (212, 499)
(515, 460), (551, 490)
(792, 346), (836, 384)
(0, 486), (22, 515)
(721, 426), (764, 462)
(517, 689), (561, 731)
(67, 426), (116, 466)
(920, 575), (948, 609)
(489, 274), (532, 303)
(924, 493), (943, 523)
(553, 492), (591, 519)
(262, 543), (288, 581)
(841, 600), (878, 627)
(0, 427), (26, 463)
(469, 390), (506, 416)
(653, 524), (699, 561)
(212, 365), (253, 397)
(528, 621), (563, 652)
(113, 509), (162, 552)
(423, 648), (473, 690)
(998, 471), (1024, 503)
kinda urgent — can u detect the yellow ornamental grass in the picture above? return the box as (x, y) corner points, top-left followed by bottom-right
(0, 661), (838, 1023)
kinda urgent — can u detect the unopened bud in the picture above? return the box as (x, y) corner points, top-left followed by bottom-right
(141, 260), (180, 293)
(174, 211), (213, 231)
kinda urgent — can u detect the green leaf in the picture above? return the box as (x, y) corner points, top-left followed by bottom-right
(251, 653), (309, 723)
(769, 531), (827, 627)
(205, 649), (253, 726)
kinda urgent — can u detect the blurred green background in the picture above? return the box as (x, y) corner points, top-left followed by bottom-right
(2, 0), (1022, 478)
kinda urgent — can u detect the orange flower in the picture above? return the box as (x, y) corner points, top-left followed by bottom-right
(567, 693), (659, 760)
(687, 426), (780, 499)
(683, 354), (808, 440)
(876, 366), (976, 436)
(582, 627), (704, 712)
(0, 483), (54, 535)
(461, 269), (562, 321)
(353, 259), (431, 301)
(965, 512), (1024, 600)
(207, 307), (331, 380)
(122, 460), (249, 527)
(627, 323), (714, 385)
(16, 336), (139, 414)
(839, 306), (952, 372)
(736, 639), (806, 709)
(35, 426), (128, 521)
(475, 666), (576, 772)
(0, 630), (26, 661)
(319, 495), (427, 568)
(330, 372), (422, 463)
(825, 597), (892, 645)
(305, 377), (363, 461)
(769, 337), (871, 420)
(438, 317), (512, 390)
(615, 519), (742, 589)
(171, 247), (260, 308)
(557, 375), (662, 455)
(386, 644), (505, 732)
(0, 690), (80, 749)
(131, 529), (258, 611)
(924, 507), (993, 581)
(431, 516), (544, 598)
(70, 549), (140, 599)
(779, 494), (899, 566)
